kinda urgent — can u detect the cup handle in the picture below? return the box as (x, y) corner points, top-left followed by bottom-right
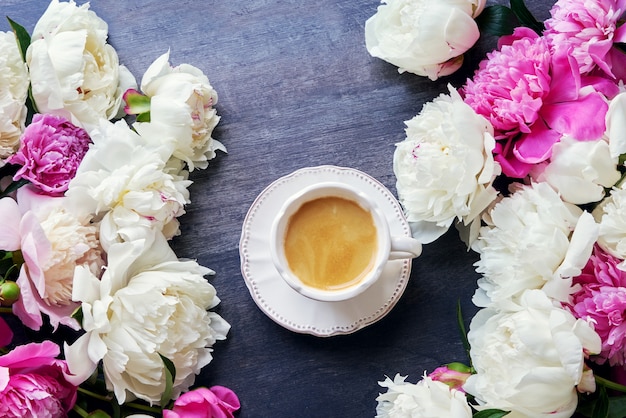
(389, 236), (422, 260)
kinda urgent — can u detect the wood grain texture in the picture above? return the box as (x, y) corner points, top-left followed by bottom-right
(4, 1), (551, 416)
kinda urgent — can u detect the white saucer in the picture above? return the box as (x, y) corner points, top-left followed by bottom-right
(239, 165), (412, 337)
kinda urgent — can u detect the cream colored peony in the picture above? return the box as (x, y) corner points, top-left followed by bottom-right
(376, 373), (472, 418)
(530, 135), (620, 205)
(473, 182), (598, 309)
(26, 0), (136, 130)
(66, 120), (190, 247)
(0, 31), (29, 161)
(393, 86), (499, 245)
(365, 0), (486, 80)
(65, 230), (230, 404)
(134, 51), (224, 171)
(464, 289), (601, 418)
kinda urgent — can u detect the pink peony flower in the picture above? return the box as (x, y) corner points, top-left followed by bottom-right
(163, 386), (241, 418)
(545, 0), (626, 79)
(462, 27), (615, 178)
(0, 186), (102, 331)
(0, 341), (77, 418)
(8, 113), (91, 196)
(569, 244), (626, 365)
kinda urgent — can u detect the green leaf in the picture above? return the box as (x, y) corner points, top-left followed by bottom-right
(592, 386), (609, 418)
(159, 354), (176, 408)
(136, 111), (151, 123)
(0, 178), (30, 199)
(608, 396), (626, 418)
(6, 17), (30, 62)
(475, 5), (518, 36)
(473, 409), (510, 418)
(510, 0), (544, 34)
(86, 410), (112, 418)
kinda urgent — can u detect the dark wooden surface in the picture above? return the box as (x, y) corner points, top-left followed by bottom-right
(4, 1), (550, 417)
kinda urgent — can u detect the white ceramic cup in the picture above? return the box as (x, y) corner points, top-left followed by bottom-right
(270, 181), (422, 302)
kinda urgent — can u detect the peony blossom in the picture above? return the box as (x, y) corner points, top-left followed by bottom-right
(594, 185), (626, 266)
(0, 185), (102, 331)
(464, 289), (601, 418)
(544, 0), (626, 79)
(462, 27), (614, 177)
(393, 86), (500, 245)
(26, 0), (136, 131)
(473, 182), (598, 309)
(606, 90), (626, 158)
(376, 373), (473, 418)
(365, 0), (486, 80)
(569, 244), (626, 366)
(0, 31), (29, 162)
(428, 365), (471, 392)
(130, 51), (225, 171)
(8, 114), (91, 195)
(65, 230), (230, 404)
(66, 119), (190, 247)
(530, 134), (620, 205)
(0, 341), (77, 418)
(163, 386), (241, 418)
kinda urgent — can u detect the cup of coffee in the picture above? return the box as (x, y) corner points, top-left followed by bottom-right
(269, 181), (422, 302)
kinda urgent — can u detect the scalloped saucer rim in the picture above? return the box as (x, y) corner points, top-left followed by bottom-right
(239, 165), (413, 337)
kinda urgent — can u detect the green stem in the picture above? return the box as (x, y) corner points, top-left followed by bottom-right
(125, 401), (162, 415)
(596, 375), (626, 393)
(0, 307), (12, 314)
(77, 386), (112, 402)
(72, 404), (89, 418)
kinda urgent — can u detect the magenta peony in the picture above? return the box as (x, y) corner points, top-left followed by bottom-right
(163, 386), (240, 418)
(545, 0), (626, 79)
(462, 27), (613, 178)
(569, 244), (626, 366)
(0, 341), (77, 418)
(8, 113), (91, 196)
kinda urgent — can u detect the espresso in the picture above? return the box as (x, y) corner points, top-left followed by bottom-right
(283, 196), (378, 291)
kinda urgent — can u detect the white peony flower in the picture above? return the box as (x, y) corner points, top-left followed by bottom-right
(530, 135), (620, 205)
(26, 0), (136, 131)
(473, 182), (598, 309)
(365, 0), (486, 80)
(65, 230), (230, 404)
(66, 120), (190, 247)
(464, 289), (601, 418)
(134, 51), (224, 171)
(594, 185), (626, 267)
(0, 31), (29, 161)
(376, 373), (472, 418)
(606, 91), (626, 159)
(393, 86), (500, 245)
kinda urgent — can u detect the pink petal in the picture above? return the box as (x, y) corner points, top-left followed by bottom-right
(541, 92), (608, 140)
(513, 118), (561, 164)
(0, 340), (59, 368)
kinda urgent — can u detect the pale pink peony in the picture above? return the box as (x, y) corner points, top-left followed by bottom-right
(0, 186), (102, 331)
(0, 341), (77, 418)
(545, 0), (626, 79)
(569, 244), (626, 366)
(163, 386), (240, 418)
(462, 27), (614, 178)
(8, 113), (90, 196)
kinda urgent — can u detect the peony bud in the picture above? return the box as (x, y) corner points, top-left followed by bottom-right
(0, 280), (20, 306)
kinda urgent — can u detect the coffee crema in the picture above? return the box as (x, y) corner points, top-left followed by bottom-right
(283, 196), (378, 291)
